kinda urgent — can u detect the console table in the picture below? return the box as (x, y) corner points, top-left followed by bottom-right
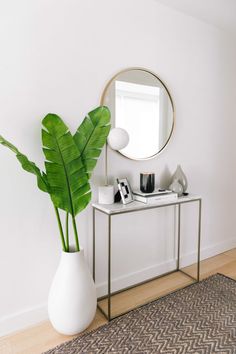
(92, 195), (202, 321)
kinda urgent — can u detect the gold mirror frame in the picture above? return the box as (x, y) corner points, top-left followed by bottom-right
(101, 67), (175, 161)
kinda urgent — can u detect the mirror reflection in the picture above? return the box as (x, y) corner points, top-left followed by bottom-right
(102, 68), (174, 160)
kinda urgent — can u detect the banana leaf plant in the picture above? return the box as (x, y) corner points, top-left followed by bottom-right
(0, 106), (111, 252)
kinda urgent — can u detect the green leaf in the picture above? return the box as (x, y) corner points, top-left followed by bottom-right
(73, 106), (111, 177)
(42, 114), (91, 216)
(0, 135), (49, 193)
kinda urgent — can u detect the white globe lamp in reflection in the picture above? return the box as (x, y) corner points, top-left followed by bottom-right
(107, 128), (129, 151)
(98, 128), (129, 204)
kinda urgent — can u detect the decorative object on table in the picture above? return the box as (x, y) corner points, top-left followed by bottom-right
(169, 178), (183, 196)
(172, 164), (188, 192)
(0, 106), (111, 335)
(43, 275), (235, 354)
(98, 185), (114, 204)
(140, 172), (155, 193)
(114, 190), (122, 203)
(117, 178), (133, 204)
(133, 189), (178, 204)
(134, 188), (172, 197)
(98, 127), (130, 205)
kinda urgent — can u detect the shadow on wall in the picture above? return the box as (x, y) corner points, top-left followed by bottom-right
(159, 165), (172, 189)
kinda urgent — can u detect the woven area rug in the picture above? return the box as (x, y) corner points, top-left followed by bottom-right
(44, 274), (236, 354)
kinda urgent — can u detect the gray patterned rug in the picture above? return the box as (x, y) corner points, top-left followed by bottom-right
(44, 274), (236, 354)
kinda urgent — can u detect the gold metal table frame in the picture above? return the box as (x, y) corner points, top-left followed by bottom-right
(92, 195), (202, 321)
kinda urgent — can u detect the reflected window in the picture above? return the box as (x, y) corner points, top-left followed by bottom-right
(115, 80), (160, 159)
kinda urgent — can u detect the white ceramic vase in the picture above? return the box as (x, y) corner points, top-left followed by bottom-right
(48, 249), (97, 335)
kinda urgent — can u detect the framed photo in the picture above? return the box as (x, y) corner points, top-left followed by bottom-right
(116, 178), (133, 204)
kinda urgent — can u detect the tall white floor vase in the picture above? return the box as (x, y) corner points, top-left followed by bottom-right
(48, 249), (97, 335)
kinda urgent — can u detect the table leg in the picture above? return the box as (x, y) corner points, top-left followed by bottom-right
(177, 204), (181, 270)
(197, 199), (202, 281)
(108, 214), (111, 320)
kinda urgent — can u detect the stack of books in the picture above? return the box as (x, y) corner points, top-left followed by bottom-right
(133, 189), (178, 204)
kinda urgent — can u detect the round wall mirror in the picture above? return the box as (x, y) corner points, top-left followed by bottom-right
(101, 68), (174, 160)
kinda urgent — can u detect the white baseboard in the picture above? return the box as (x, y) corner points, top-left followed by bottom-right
(1, 237), (236, 337)
(180, 237), (236, 267)
(0, 303), (47, 337)
(202, 237), (236, 259)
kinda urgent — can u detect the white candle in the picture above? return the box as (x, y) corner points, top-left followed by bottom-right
(98, 185), (114, 204)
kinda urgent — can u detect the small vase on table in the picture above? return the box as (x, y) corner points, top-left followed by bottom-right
(172, 165), (188, 193)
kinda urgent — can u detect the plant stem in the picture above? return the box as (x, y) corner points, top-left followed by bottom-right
(65, 212), (69, 251)
(72, 216), (80, 252)
(54, 206), (67, 252)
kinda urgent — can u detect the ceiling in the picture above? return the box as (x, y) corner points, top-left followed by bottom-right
(156, 0), (236, 35)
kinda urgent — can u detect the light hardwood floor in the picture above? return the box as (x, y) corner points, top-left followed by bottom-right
(2, 248), (236, 354)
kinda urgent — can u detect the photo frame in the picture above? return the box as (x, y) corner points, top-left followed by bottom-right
(116, 178), (133, 204)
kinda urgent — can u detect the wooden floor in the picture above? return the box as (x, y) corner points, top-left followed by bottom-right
(2, 248), (236, 354)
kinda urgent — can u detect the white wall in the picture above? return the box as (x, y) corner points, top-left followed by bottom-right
(0, 0), (236, 336)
